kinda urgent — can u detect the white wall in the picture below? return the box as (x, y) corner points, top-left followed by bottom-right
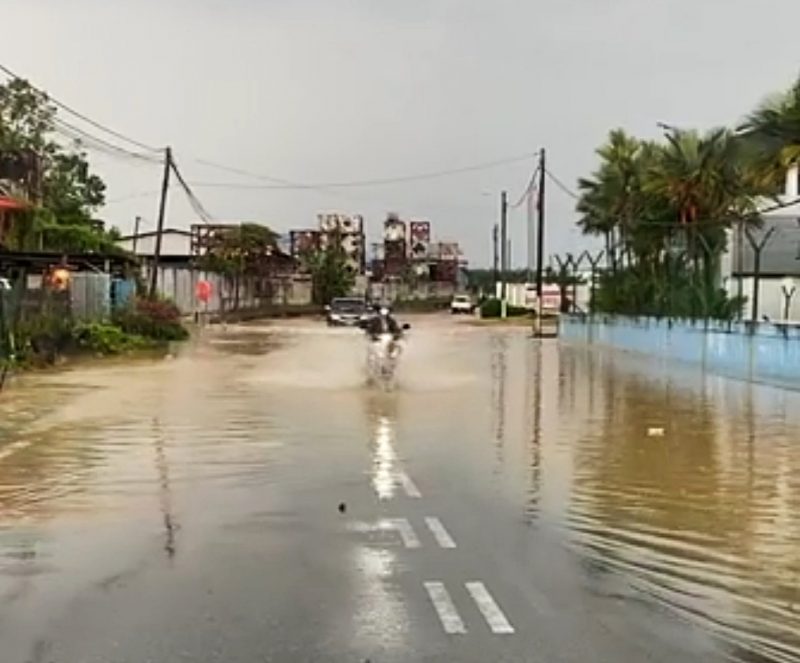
(727, 276), (800, 322)
(495, 281), (592, 312)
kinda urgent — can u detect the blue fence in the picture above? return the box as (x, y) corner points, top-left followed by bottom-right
(561, 315), (800, 387)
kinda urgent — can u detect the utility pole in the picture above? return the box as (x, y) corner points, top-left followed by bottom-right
(536, 148), (546, 300)
(527, 173), (535, 284)
(132, 215), (142, 255)
(149, 147), (172, 298)
(500, 191), (508, 316)
(492, 223), (499, 291)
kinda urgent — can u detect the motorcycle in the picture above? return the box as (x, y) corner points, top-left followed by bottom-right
(366, 323), (409, 389)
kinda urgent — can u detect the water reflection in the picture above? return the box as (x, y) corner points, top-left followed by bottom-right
(152, 417), (178, 560)
(563, 347), (800, 662)
(364, 394), (400, 501)
(490, 334), (508, 471)
(350, 546), (409, 648)
(524, 340), (542, 524)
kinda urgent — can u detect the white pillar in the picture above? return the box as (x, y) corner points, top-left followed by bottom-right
(786, 164), (799, 199)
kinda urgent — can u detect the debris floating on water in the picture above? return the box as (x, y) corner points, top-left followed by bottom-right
(647, 427), (665, 437)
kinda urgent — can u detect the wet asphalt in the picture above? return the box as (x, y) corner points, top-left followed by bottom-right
(0, 316), (797, 662)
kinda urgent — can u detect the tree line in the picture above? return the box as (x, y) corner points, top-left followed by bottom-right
(575, 75), (800, 319)
(0, 79), (117, 253)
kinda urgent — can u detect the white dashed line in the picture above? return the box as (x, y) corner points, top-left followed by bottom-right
(425, 517), (456, 549)
(424, 581), (466, 634)
(382, 518), (421, 548)
(466, 581), (515, 634)
(397, 472), (421, 498)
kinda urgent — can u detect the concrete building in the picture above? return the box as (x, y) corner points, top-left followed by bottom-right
(725, 164), (800, 321)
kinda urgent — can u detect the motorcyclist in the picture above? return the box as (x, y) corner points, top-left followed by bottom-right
(364, 305), (402, 341)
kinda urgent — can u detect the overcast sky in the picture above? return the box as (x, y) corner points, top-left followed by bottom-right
(3, 0), (800, 266)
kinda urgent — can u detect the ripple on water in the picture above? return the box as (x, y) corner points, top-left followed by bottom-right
(560, 347), (800, 663)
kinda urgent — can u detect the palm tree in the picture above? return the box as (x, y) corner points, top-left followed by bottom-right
(576, 129), (649, 270)
(743, 76), (800, 168)
(644, 128), (763, 315)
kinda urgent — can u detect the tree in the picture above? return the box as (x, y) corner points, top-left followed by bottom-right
(0, 78), (112, 252)
(743, 75), (800, 169)
(195, 223), (282, 310)
(575, 129), (762, 319)
(302, 233), (356, 305)
(197, 223), (280, 277)
(0, 78), (56, 152)
(577, 130), (654, 270)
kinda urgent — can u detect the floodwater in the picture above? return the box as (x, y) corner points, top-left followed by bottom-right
(0, 316), (798, 662)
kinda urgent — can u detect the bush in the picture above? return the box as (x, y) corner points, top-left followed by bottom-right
(12, 314), (74, 365)
(393, 298), (451, 312)
(114, 297), (189, 341)
(72, 322), (149, 355)
(479, 298), (530, 318)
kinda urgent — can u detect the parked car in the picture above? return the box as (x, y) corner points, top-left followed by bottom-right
(0, 277), (11, 291)
(450, 294), (475, 314)
(326, 297), (370, 327)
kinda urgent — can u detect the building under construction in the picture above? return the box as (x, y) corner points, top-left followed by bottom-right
(371, 213), (465, 286)
(289, 213), (366, 276)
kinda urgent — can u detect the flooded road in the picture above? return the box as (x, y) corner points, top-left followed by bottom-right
(0, 316), (798, 662)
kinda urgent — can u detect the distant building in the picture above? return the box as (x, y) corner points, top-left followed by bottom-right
(289, 213), (366, 276)
(117, 228), (193, 259)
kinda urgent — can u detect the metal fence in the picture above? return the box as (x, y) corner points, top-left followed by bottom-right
(1, 285), (71, 366)
(69, 273), (111, 322)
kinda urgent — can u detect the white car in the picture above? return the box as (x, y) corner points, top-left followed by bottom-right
(0, 277), (11, 291)
(450, 294), (474, 314)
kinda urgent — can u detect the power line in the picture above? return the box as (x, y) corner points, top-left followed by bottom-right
(52, 117), (163, 165)
(170, 154), (214, 223)
(192, 159), (300, 187)
(104, 189), (162, 204)
(545, 168), (579, 200)
(191, 157), (357, 203)
(510, 165), (540, 209)
(0, 62), (162, 153)
(190, 152), (536, 190)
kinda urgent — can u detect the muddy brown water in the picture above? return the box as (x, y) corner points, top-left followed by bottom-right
(0, 318), (798, 661)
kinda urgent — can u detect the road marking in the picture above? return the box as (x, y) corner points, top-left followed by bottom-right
(397, 471), (421, 498)
(382, 518), (420, 548)
(425, 517), (456, 549)
(424, 581), (466, 634)
(466, 581), (515, 634)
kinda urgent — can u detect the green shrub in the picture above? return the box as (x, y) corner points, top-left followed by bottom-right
(12, 315), (74, 365)
(72, 323), (149, 354)
(114, 297), (189, 341)
(480, 298), (530, 318)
